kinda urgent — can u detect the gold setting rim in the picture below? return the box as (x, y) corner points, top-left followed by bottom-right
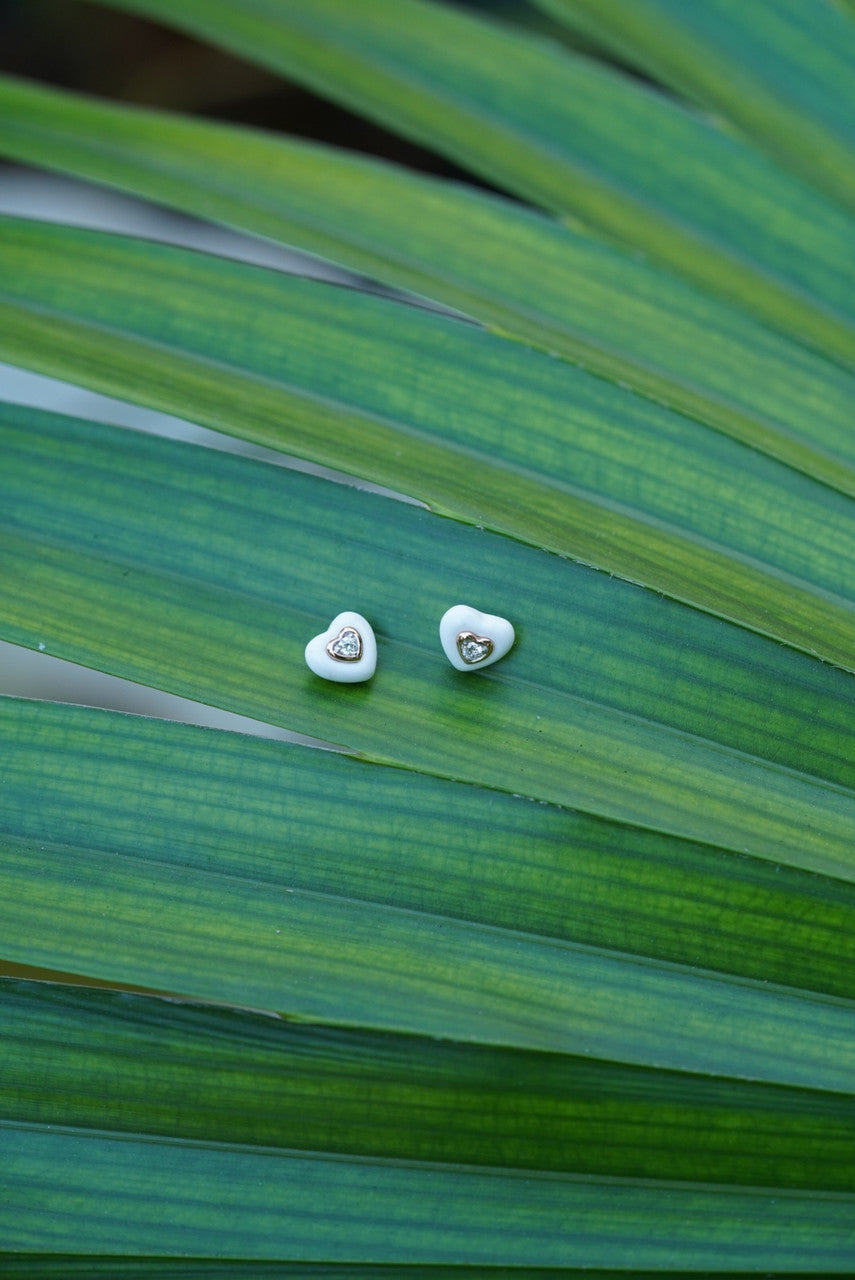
(456, 630), (494, 665)
(326, 626), (363, 663)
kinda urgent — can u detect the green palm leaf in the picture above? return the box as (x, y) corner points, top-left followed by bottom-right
(3, 0), (855, 1268)
(4, 708), (855, 1262)
(8, 1117), (855, 1265)
(1, 74), (853, 498)
(7, 977), (855, 1188)
(3, 224), (855, 674)
(531, 0), (855, 212)
(5, 695), (855, 1070)
(93, 0), (855, 364)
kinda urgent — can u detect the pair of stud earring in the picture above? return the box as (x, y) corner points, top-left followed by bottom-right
(305, 604), (515, 683)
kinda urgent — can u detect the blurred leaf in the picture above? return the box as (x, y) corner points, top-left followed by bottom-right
(2, 76), (855, 499)
(532, 0), (855, 214)
(93, 0), (855, 365)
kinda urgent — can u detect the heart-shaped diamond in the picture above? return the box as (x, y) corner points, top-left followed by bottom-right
(439, 605), (514, 672)
(456, 631), (493, 665)
(305, 611), (376, 683)
(326, 626), (362, 662)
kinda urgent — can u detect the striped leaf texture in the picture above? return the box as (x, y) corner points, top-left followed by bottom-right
(2, 0), (855, 1269)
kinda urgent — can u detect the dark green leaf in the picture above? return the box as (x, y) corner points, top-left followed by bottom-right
(3, 694), (855, 1003)
(3, 978), (854, 1189)
(4, 699), (855, 1087)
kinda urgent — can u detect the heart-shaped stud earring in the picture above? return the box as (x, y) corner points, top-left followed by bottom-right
(439, 604), (514, 672)
(305, 611), (377, 683)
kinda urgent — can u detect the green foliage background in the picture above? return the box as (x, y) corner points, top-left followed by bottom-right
(1, 0), (855, 1269)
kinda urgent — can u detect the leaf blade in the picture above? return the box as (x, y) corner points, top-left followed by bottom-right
(3, 221), (855, 673)
(4, 978), (855, 1190)
(8, 1120), (855, 1265)
(2, 74), (855, 500)
(4, 697), (855, 1001)
(4, 407), (855, 878)
(91, 0), (855, 366)
(532, 0), (855, 214)
(4, 699), (855, 1092)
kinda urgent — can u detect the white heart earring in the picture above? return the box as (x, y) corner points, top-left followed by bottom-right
(305, 611), (377, 683)
(439, 604), (515, 672)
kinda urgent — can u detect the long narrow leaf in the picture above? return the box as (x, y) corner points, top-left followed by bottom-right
(93, 0), (855, 366)
(1, 1265), (707, 1279)
(7, 1119), (855, 1265)
(1, 76), (854, 499)
(5, 0), (855, 1269)
(532, 0), (855, 214)
(4, 696), (855, 1006)
(10, 804), (855, 1084)
(4, 697), (855, 1263)
(3, 223), (855, 673)
(4, 408), (855, 872)
(5, 979), (855, 1189)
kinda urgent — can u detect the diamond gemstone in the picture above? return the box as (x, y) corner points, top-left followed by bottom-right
(327, 627), (362, 661)
(457, 631), (493, 664)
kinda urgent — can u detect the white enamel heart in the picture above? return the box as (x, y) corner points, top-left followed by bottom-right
(305, 611), (376, 683)
(439, 604), (514, 672)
